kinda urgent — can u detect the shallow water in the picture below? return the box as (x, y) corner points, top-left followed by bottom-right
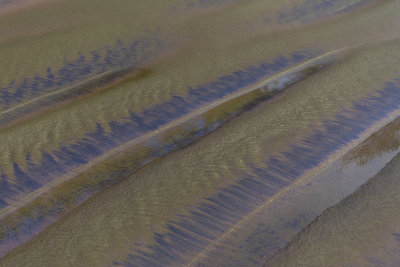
(268, 141), (400, 266)
(0, 0), (400, 266)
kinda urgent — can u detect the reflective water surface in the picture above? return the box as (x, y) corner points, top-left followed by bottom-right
(0, 0), (400, 266)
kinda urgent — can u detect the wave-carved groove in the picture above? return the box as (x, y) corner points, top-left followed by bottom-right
(0, 48), (344, 256)
(116, 76), (400, 267)
(0, 67), (152, 128)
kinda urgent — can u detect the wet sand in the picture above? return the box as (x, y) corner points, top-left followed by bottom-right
(267, 150), (400, 266)
(196, 115), (400, 266)
(0, 0), (400, 266)
(2, 43), (400, 265)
